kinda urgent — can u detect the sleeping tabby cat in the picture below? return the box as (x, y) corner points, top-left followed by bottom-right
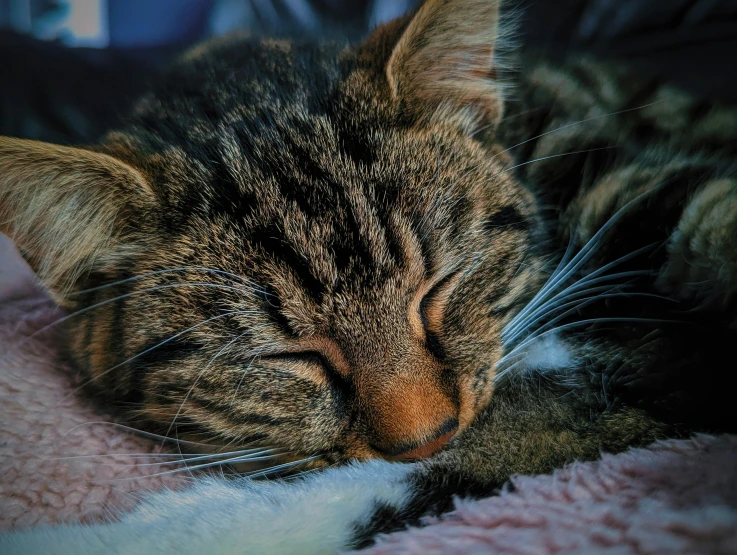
(2, 0), (737, 552)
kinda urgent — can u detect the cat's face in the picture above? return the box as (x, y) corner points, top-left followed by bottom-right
(99, 119), (541, 463)
(0, 0), (544, 464)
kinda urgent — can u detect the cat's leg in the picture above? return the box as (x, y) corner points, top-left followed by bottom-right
(655, 178), (737, 328)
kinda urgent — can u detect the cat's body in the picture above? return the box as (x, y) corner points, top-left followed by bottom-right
(2, 0), (737, 552)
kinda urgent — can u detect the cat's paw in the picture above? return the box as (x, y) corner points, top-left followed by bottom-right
(656, 178), (737, 323)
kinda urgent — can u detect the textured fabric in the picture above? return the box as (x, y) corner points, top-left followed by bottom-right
(0, 235), (187, 531)
(360, 434), (737, 555)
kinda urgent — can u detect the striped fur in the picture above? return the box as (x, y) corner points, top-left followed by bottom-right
(1, 0), (737, 550)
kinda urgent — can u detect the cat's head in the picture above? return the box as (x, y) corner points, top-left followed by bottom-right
(0, 0), (544, 464)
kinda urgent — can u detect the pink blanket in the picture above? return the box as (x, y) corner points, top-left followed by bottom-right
(0, 234), (186, 531)
(2, 233), (737, 553)
(362, 434), (737, 554)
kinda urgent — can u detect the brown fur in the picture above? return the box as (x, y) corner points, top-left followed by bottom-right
(0, 0), (736, 486)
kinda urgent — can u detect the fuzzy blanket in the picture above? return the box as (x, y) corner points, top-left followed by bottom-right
(361, 435), (737, 554)
(2, 233), (737, 553)
(0, 234), (187, 531)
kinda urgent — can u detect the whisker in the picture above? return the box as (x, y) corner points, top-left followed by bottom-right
(477, 99), (665, 156)
(490, 146), (618, 181)
(493, 357), (528, 384)
(492, 349), (529, 374)
(502, 235), (576, 332)
(539, 191), (662, 297)
(133, 448), (279, 469)
(71, 266), (269, 298)
(95, 450), (288, 482)
(504, 188), (665, 342)
(243, 455), (321, 479)
(42, 448), (275, 468)
(499, 293), (619, 370)
(31, 282), (262, 341)
(503, 244), (658, 345)
(503, 267), (658, 346)
(504, 239), (586, 343)
(163, 326), (265, 443)
(503, 285), (625, 347)
(41, 453), (208, 460)
(504, 288), (674, 354)
(229, 344), (271, 408)
(58, 422), (219, 449)
(543, 269), (653, 303)
(496, 316), (685, 379)
(559, 242), (658, 290)
(63, 309), (259, 401)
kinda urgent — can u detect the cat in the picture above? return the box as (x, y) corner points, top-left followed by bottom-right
(2, 0), (737, 552)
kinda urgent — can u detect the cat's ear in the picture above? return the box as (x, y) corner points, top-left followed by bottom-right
(386, 0), (505, 132)
(0, 136), (156, 293)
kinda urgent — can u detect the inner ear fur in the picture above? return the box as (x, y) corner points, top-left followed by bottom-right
(0, 136), (155, 293)
(385, 0), (505, 132)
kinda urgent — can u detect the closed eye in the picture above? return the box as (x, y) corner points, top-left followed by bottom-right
(419, 272), (457, 359)
(259, 350), (350, 392)
(260, 351), (331, 371)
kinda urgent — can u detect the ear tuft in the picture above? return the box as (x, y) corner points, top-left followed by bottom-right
(0, 137), (154, 293)
(386, 0), (507, 132)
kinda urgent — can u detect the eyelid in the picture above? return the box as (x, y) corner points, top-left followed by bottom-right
(260, 351), (330, 369)
(419, 271), (458, 324)
(417, 271), (458, 361)
(258, 350), (339, 387)
(261, 337), (350, 379)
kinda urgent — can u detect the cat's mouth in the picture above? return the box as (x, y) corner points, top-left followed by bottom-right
(370, 417), (460, 461)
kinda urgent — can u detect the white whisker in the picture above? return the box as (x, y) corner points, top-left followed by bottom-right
(32, 282), (262, 341)
(229, 344), (271, 408)
(71, 266), (268, 298)
(58, 422), (218, 449)
(243, 456), (321, 479)
(503, 268), (658, 347)
(503, 188), (665, 345)
(64, 309), (260, 401)
(503, 285), (624, 347)
(95, 450), (287, 482)
(477, 99), (665, 157)
(490, 146), (618, 180)
(504, 288), (674, 355)
(497, 316), (684, 380)
(42, 453), (208, 460)
(42, 448), (276, 468)
(164, 326), (265, 442)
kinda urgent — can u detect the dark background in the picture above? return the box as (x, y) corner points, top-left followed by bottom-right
(1, 0), (737, 145)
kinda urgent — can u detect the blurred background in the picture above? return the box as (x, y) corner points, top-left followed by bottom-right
(1, 0), (737, 144)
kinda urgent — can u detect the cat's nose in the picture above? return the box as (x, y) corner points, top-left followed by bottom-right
(353, 351), (459, 461)
(372, 417), (459, 460)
